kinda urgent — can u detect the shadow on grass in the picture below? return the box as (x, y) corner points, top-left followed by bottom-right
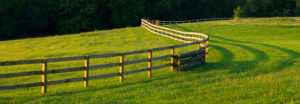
(171, 24), (300, 75)
(7, 24), (300, 102)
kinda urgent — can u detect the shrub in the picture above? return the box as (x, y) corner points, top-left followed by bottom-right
(234, 6), (242, 21)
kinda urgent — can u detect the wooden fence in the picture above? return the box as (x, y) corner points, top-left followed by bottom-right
(0, 19), (209, 94)
(141, 19), (209, 69)
(147, 17), (232, 25)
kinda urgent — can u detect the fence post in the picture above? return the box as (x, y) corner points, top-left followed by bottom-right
(197, 41), (201, 50)
(84, 56), (89, 88)
(156, 20), (160, 26)
(177, 55), (181, 71)
(206, 37), (210, 57)
(192, 34), (195, 41)
(119, 52), (124, 82)
(171, 46), (175, 72)
(148, 49), (152, 78)
(42, 59), (47, 94)
(141, 19), (143, 26)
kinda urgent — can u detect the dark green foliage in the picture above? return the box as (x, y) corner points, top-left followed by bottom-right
(0, 0), (299, 40)
(108, 0), (145, 27)
(242, 0), (297, 17)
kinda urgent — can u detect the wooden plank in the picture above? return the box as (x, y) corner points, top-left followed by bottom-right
(89, 53), (121, 59)
(123, 68), (148, 75)
(142, 19), (209, 39)
(171, 46), (175, 72)
(42, 59), (47, 94)
(197, 42), (201, 50)
(148, 49), (152, 78)
(143, 20), (186, 36)
(0, 71), (42, 78)
(84, 56), (89, 88)
(177, 55), (181, 71)
(200, 44), (206, 48)
(142, 25), (189, 43)
(180, 48), (205, 59)
(89, 63), (119, 70)
(142, 24), (191, 43)
(146, 24), (201, 41)
(206, 37), (210, 57)
(123, 49), (149, 55)
(174, 41), (202, 48)
(0, 82), (43, 90)
(47, 67), (85, 74)
(152, 46), (172, 51)
(143, 20), (192, 38)
(47, 77), (85, 85)
(89, 73), (119, 80)
(180, 55), (204, 65)
(0, 59), (43, 66)
(180, 60), (203, 71)
(119, 53), (124, 82)
(47, 56), (85, 63)
(152, 55), (172, 61)
(152, 63), (172, 70)
(124, 58), (148, 65)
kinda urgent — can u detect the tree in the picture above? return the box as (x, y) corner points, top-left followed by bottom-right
(234, 6), (242, 21)
(109, 0), (145, 27)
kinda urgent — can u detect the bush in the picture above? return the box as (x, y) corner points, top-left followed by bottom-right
(233, 6), (242, 21)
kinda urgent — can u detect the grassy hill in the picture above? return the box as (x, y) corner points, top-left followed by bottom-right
(1, 17), (300, 103)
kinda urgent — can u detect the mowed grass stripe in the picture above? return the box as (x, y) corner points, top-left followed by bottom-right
(1, 17), (300, 103)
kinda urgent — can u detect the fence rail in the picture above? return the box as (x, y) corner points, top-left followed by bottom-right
(147, 17), (232, 25)
(0, 18), (210, 93)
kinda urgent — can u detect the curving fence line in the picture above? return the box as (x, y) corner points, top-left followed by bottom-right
(0, 18), (210, 94)
(147, 17), (232, 25)
(141, 19), (209, 43)
(141, 18), (210, 70)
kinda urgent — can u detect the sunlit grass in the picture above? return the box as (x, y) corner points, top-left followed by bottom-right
(1, 17), (300, 103)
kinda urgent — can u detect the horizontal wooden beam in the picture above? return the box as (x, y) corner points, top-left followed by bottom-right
(152, 46), (172, 51)
(89, 53), (121, 59)
(89, 73), (119, 80)
(123, 49), (149, 55)
(47, 56), (85, 63)
(180, 60), (203, 71)
(123, 68), (148, 75)
(124, 58), (148, 65)
(180, 55), (204, 65)
(142, 19), (209, 38)
(152, 55), (172, 61)
(142, 25), (191, 43)
(0, 59), (43, 66)
(0, 71), (42, 78)
(48, 66), (85, 74)
(0, 82), (42, 90)
(152, 63), (172, 70)
(174, 41), (203, 48)
(47, 77), (85, 85)
(89, 63), (120, 70)
(180, 48), (205, 59)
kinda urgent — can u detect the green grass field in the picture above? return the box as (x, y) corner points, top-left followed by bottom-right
(1, 17), (300, 103)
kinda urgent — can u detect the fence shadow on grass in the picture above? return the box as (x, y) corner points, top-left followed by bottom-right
(170, 24), (300, 76)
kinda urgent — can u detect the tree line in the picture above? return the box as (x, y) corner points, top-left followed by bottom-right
(0, 0), (299, 40)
